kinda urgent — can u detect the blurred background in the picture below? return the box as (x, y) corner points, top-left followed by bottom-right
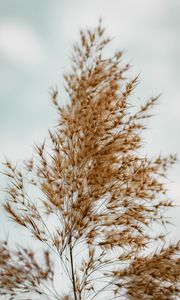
(0, 0), (180, 247)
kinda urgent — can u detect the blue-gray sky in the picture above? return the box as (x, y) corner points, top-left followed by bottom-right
(0, 0), (180, 240)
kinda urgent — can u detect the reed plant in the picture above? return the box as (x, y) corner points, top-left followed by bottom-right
(1, 20), (179, 299)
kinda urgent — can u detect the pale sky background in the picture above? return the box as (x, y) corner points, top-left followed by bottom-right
(0, 0), (180, 295)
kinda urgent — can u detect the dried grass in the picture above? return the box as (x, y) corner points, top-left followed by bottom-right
(0, 19), (179, 299)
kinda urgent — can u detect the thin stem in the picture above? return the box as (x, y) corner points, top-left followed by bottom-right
(69, 238), (77, 300)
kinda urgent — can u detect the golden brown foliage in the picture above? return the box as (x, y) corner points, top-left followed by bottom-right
(1, 20), (179, 299)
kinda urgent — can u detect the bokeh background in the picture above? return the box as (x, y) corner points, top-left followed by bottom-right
(0, 0), (180, 255)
